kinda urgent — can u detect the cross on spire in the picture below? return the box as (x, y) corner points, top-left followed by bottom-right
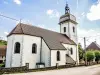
(65, 1), (70, 14)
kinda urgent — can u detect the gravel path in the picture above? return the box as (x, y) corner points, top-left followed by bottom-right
(3, 65), (100, 75)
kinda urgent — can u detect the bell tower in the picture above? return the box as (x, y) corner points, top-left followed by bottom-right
(59, 2), (78, 44)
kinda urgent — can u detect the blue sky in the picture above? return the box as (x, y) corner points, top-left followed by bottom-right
(0, 0), (100, 47)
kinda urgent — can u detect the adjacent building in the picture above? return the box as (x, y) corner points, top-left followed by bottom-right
(86, 41), (100, 51)
(0, 45), (6, 63)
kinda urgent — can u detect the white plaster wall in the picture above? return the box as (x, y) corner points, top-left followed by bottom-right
(41, 39), (50, 67)
(60, 22), (77, 44)
(6, 35), (23, 67)
(22, 35), (41, 69)
(6, 34), (51, 69)
(51, 50), (66, 66)
(62, 43), (79, 63)
(69, 22), (77, 44)
(60, 22), (69, 36)
(6, 36), (13, 67)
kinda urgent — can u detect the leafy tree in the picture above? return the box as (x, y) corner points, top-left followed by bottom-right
(0, 40), (7, 45)
(78, 43), (84, 60)
(94, 50), (100, 63)
(86, 51), (95, 62)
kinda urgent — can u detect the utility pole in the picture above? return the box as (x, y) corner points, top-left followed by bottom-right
(84, 37), (87, 65)
(19, 19), (22, 23)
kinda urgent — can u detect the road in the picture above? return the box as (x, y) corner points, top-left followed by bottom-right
(4, 65), (100, 75)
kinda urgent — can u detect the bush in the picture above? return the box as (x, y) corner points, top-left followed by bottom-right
(0, 63), (5, 67)
(94, 50), (100, 63)
(85, 51), (95, 62)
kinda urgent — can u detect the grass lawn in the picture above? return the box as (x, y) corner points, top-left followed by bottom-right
(0, 63), (4, 67)
(0, 42), (5, 45)
(0, 40), (7, 45)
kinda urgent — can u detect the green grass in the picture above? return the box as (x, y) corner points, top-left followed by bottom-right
(0, 40), (7, 45)
(0, 63), (4, 67)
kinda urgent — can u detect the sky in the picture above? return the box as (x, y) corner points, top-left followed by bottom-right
(0, 0), (100, 48)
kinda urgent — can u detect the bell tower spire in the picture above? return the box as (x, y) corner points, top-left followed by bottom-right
(65, 2), (70, 14)
(59, 2), (78, 44)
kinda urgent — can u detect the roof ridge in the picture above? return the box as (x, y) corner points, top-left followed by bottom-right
(20, 23), (24, 34)
(7, 25), (18, 37)
(94, 42), (100, 49)
(20, 23), (61, 34)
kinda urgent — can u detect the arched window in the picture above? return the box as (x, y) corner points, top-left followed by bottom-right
(70, 48), (73, 55)
(14, 42), (20, 53)
(73, 27), (75, 33)
(32, 43), (37, 53)
(57, 51), (60, 61)
(64, 27), (66, 32)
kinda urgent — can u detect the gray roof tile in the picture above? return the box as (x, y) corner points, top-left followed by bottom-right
(86, 42), (100, 50)
(8, 23), (76, 50)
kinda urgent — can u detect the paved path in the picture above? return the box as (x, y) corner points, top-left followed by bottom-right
(4, 65), (100, 75)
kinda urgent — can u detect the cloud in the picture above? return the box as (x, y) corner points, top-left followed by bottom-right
(13, 0), (21, 5)
(37, 24), (45, 28)
(4, 32), (9, 35)
(78, 28), (100, 48)
(87, 1), (100, 21)
(0, 36), (7, 41)
(46, 9), (60, 18)
(47, 10), (54, 15)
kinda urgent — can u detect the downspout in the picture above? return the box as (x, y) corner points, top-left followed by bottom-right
(50, 50), (51, 66)
(76, 44), (78, 65)
(40, 37), (42, 63)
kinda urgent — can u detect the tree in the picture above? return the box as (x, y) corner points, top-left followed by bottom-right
(86, 51), (95, 62)
(78, 43), (84, 60)
(94, 50), (100, 63)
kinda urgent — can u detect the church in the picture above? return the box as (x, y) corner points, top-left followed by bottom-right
(6, 3), (79, 69)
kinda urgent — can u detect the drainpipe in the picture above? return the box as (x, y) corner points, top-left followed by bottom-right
(40, 37), (42, 63)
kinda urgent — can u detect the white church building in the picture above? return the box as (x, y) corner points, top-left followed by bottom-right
(6, 3), (79, 69)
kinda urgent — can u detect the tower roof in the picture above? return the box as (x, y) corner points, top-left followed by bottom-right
(65, 2), (70, 14)
(59, 2), (78, 25)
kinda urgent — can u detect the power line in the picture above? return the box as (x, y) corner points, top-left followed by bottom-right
(0, 14), (19, 21)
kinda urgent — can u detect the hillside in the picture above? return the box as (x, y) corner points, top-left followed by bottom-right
(0, 40), (7, 45)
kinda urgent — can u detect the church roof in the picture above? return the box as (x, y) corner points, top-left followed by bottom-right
(86, 42), (100, 50)
(8, 23), (76, 50)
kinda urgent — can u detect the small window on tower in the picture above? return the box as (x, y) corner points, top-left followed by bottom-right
(73, 27), (75, 33)
(64, 27), (66, 32)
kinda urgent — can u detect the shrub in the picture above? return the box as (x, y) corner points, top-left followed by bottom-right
(78, 43), (84, 60)
(0, 63), (5, 67)
(85, 51), (95, 62)
(94, 50), (100, 63)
